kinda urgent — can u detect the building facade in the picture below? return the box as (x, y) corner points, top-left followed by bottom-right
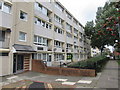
(0, 0), (91, 76)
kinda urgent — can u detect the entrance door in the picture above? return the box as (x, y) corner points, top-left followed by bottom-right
(17, 55), (24, 71)
(13, 54), (24, 73)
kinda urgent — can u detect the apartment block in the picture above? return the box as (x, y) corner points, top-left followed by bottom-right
(0, 0), (91, 76)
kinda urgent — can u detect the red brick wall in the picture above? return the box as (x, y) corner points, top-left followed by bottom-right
(32, 60), (96, 77)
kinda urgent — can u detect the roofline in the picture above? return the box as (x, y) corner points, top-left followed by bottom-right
(54, 0), (85, 28)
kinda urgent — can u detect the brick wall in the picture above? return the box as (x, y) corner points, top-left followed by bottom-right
(32, 60), (96, 77)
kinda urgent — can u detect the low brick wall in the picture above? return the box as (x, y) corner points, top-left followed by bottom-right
(32, 60), (96, 77)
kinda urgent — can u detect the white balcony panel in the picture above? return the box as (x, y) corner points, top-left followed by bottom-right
(73, 49), (78, 53)
(66, 49), (72, 53)
(36, 0), (53, 11)
(74, 41), (79, 46)
(33, 44), (48, 51)
(55, 47), (62, 52)
(54, 33), (65, 42)
(34, 9), (49, 22)
(53, 21), (63, 29)
(66, 37), (73, 44)
(54, 8), (65, 20)
(73, 23), (80, 30)
(0, 11), (12, 28)
(80, 42), (84, 47)
(34, 24), (53, 39)
(66, 18), (73, 26)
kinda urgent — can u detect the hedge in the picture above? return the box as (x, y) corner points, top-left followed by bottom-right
(67, 55), (109, 72)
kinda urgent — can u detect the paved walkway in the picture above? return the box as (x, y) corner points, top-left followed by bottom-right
(95, 60), (119, 89)
(0, 60), (119, 89)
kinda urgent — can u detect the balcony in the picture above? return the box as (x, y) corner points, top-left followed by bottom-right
(54, 47), (63, 53)
(54, 33), (65, 42)
(34, 9), (49, 22)
(0, 38), (10, 49)
(66, 37), (73, 44)
(53, 21), (64, 29)
(66, 48), (73, 53)
(73, 49), (79, 53)
(34, 24), (53, 39)
(0, 11), (12, 28)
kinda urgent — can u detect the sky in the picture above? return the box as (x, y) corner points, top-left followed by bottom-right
(59, 0), (108, 26)
(58, 0), (115, 52)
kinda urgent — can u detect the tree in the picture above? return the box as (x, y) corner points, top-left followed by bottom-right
(85, 1), (120, 53)
(84, 21), (95, 39)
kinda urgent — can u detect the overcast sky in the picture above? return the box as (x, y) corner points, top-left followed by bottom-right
(59, 0), (107, 26)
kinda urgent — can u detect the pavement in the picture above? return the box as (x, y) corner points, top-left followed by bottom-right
(0, 60), (119, 89)
(95, 60), (119, 89)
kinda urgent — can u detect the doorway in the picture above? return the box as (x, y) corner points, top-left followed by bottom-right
(13, 54), (24, 74)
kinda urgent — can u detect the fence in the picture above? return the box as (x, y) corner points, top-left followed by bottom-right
(32, 60), (96, 77)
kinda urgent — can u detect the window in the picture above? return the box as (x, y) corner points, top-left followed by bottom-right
(66, 11), (72, 20)
(34, 35), (37, 43)
(0, 53), (9, 56)
(66, 23), (72, 33)
(0, 31), (5, 41)
(42, 7), (47, 16)
(74, 36), (78, 41)
(67, 44), (72, 49)
(74, 28), (78, 35)
(74, 46), (78, 50)
(34, 17), (52, 30)
(35, 2), (48, 16)
(3, 3), (11, 13)
(20, 11), (28, 20)
(54, 27), (64, 34)
(55, 3), (64, 12)
(0, 2), (2, 10)
(35, 2), (42, 11)
(54, 41), (62, 48)
(32, 53), (49, 61)
(54, 15), (62, 24)
(19, 32), (26, 41)
(34, 35), (48, 46)
(73, 19), (78, 25)
(54, 54), (64, 61)
(66, 33), (72, 38)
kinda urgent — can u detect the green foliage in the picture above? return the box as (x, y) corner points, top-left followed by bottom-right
(117, 60), (120, 65)
(67, 55), (109, 72)
(85, 21), (95, 39)
(85, 1), (120, 51)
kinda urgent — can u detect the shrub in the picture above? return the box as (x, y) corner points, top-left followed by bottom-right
(67, 55), (109, 72)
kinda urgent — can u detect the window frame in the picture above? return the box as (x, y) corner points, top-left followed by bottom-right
(19, 32), (26, 42)
(20, 10), (28, 21)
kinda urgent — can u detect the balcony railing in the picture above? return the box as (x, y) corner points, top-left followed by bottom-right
(0, 38), (10, 49)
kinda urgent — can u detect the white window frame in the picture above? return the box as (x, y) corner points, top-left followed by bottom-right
(20, 10), (28, 21)
(19, 32), (26, 42)
(0, 2), (11, 14)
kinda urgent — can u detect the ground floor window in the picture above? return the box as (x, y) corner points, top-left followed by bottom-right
(67, 53), (73, 60)
(32, 53), (50, 61)
(0, 53), (9, 56)
(54, 54), (64, 61)
(80, 54), (83, 59)
(73, 54), (79, 60)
